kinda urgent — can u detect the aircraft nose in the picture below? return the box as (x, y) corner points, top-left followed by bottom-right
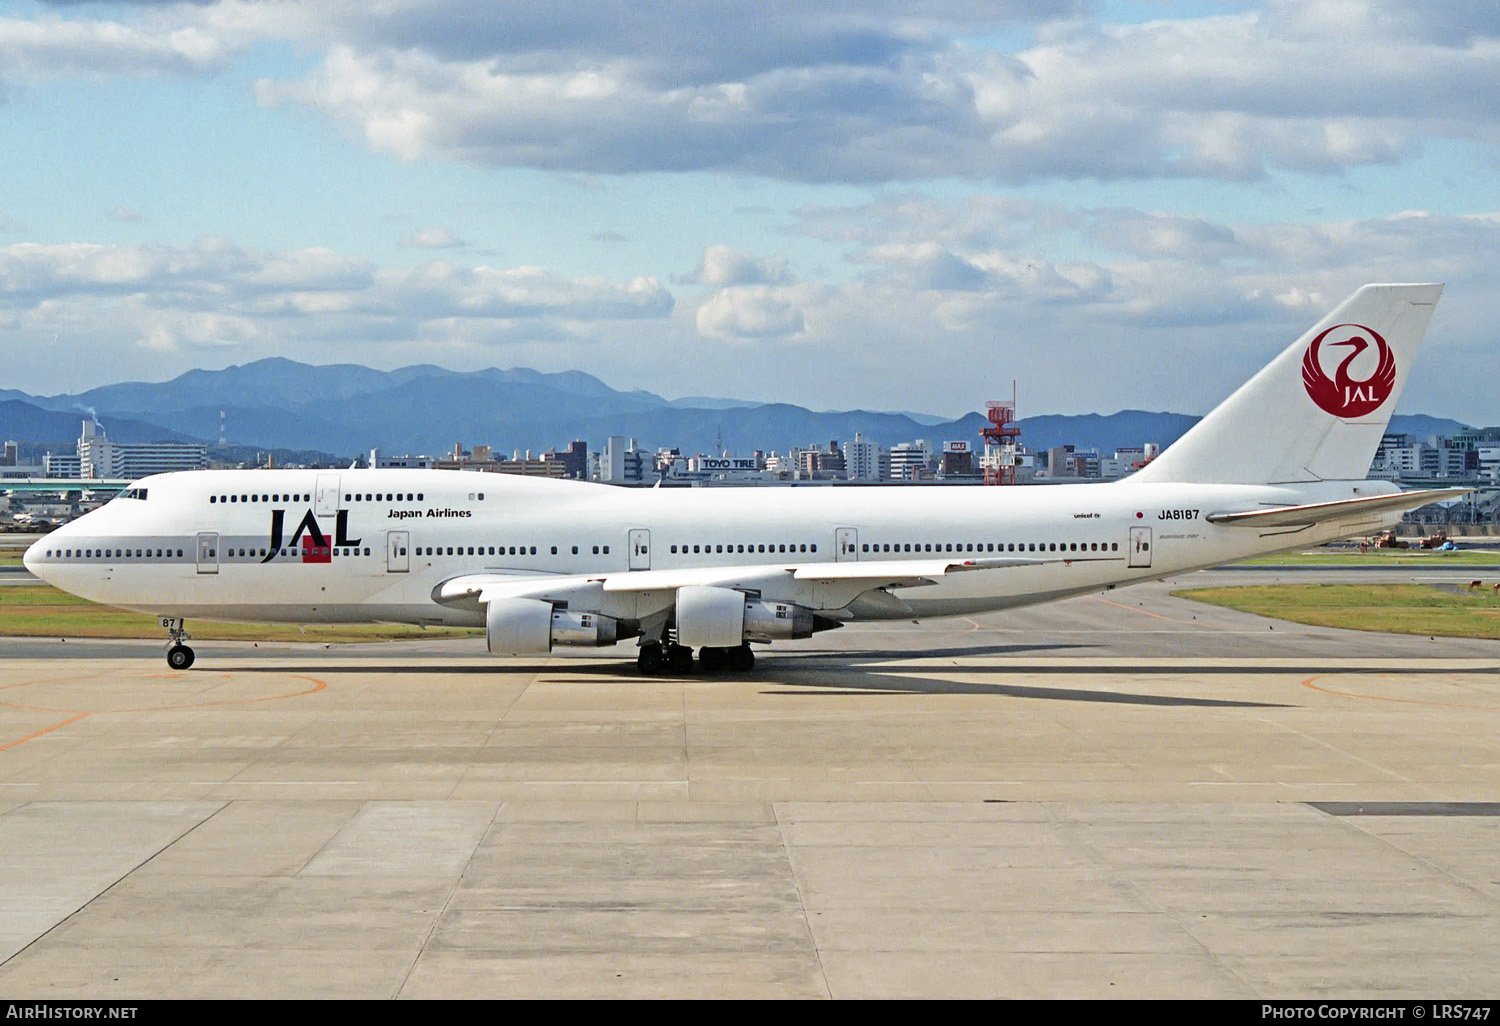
(22, 535), (48, 582)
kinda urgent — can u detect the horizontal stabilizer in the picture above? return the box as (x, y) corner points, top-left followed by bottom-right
(1206, 488), (1469, 528)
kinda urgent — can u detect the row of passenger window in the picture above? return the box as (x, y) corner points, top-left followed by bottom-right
(210, 546), (371, 559)
(44, 547), (185, 559)
(211, 493), (308, 504)
(860, 541), (1119, 554)
(416, 544), (611, 556)
(670, 542), (816, 555)
(346, 492), (426, 502)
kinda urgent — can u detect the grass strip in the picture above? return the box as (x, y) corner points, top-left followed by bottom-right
(0, 585), (481, 643)
(1234, 549), (1500, 566)
(1174, 583), (1500, 640)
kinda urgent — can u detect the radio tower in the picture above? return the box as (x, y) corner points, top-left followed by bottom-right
(980, 382), (1020, 485)
(218, 410), (226, 447)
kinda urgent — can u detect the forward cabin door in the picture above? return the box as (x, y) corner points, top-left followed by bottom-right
(629, 529), (651, 570)
(1128, 526), (1153, 568)
(315, 474), (341, 517)
(196, 532), (219, 575)
(835, 527), (859, 562)
(387, 530), (409, 573)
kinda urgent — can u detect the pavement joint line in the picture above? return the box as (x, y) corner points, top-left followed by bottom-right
(443, 673), (526, 801)
(774, 801), (834, 1000)
(1249, 706), (1434, 797)
(0, 799), (230, 975)
(394, 800), (502, 1000)
(1046, 806), (1259, 998)
(1311, 805), (1500, 910)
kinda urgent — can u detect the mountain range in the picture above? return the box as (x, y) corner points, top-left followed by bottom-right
(0, 358), (1473, 461)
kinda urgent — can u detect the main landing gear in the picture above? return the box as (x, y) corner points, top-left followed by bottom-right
(161, 617), (195, 670)
(636, 642), (754, 676)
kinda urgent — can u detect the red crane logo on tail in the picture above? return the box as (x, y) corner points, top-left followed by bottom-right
(1301, 323), (1396, 418)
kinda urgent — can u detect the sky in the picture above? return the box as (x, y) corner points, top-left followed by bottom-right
(1, 0), (1497, 422)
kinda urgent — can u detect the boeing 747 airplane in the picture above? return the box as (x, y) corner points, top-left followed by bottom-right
(24, 284), (1464, 674)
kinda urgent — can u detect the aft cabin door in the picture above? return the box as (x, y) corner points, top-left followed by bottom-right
(629, 529), (650, 571)
(196, 532), (218, 575)
(387, 531), (409, 573)
(1129, 526), (1152, 568)
(835, 527), (859, 562)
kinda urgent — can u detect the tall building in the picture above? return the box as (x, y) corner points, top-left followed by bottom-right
(77, 421), (206, 479)
(43, 452), (82, 478)
(843, 433), (881, 481)
(601, 436), (649, 484)
(887, 441), (932, 481)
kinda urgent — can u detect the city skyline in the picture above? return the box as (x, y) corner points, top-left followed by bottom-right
(2, 2), (1498, 421)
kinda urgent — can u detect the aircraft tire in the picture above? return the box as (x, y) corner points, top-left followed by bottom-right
(727, 644), (754, 671)
(697, 646), (726, 674)
(637, 643), (667, 676)
(167, 644), (195, 670)
(668, 643), (695, 674)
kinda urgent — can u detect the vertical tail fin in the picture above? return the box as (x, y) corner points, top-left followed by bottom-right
(1132, 283), (1442, 485)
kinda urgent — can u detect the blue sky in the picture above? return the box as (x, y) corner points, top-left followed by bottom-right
(1, 0), (1497, 423)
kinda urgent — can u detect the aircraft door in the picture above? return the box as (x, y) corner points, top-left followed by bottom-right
(835, 527), (859, 562)
(315, 474), (341, 517)
(387, 530), (409, 573)
(1128, 526), (1152, 568)
(196, 532), (219, 575)
(629, 529), (650, 570)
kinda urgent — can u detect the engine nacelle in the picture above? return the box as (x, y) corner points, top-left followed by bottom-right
(743, 599), (815, 641)
(486, 597), (618, 654)
(674, 585), (745, 648)
(675, 586), (820, 646)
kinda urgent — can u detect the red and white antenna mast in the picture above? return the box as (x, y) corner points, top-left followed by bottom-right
(980, 382), (1020, 485)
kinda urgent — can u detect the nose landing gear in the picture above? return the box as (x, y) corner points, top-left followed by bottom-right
(160, 616), (195, 670)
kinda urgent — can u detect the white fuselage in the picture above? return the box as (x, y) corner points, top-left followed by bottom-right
(25, 468), (1401, 630)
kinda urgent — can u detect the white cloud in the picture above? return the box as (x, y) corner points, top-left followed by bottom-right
(694, 285), (810, 340)
(9, 3), (1500, 182)
(399, 227), (466, 249)
(0, 14), (229, 84)
(0, 238), (674, 358)
(684, 245), (791, 287)
(236, 1), (1500, 182)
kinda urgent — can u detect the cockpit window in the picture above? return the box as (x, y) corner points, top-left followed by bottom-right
(116, 487), (149, 501)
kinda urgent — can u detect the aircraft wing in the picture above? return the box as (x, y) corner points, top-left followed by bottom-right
(1205, 487), (1470, 528)
(432, 555), (1115, 610)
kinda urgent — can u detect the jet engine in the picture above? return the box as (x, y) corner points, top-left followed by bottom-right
(486, 597), (618, 654)
(674, 585), (825, 647)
